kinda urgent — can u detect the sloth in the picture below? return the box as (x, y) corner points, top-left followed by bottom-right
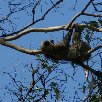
(40, 40), (69, 60)
(40, 25), (91, 62)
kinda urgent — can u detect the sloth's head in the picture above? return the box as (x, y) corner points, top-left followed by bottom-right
(40, 40), (54, 51)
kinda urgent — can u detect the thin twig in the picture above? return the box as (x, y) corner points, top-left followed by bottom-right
(66, 0), (94, 29)
(86, 45), (102, 55)
(82, 12), (102, 17)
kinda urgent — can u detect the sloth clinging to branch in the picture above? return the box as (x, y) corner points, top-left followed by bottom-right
(40, 24), (91, 62)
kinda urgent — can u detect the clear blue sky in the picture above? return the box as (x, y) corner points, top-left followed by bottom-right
(0, 0), (102, 101)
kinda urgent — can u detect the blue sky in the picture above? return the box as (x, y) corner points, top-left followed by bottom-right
(0, 0), (102, 101)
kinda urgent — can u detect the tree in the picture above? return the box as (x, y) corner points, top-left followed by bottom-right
(0, 0), (102, 102)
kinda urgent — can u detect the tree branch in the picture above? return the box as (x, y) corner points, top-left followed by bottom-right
(82, 12), (102, 17)
(2, 0), (63, 37)
(78, 62), (102, 78)
(82, 85), (97, 102)
(79, 24), (102, 32)
(1, 23), (102, 41)
(86, 45), (102, 55)
(2, 25), (66, 41)
(66, 0), (93, 29)
(66, 12), (82, 29)
(34, 0), (64, 23)
(0, 39), (42, 55)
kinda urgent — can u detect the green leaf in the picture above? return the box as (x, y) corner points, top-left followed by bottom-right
(82, 85), (86, 93)
(47, 67), (52, 73)
(98, 19), (102, 26)
(50, 82), (60, 100)
(50, 82), (58, 87)
(53, 88), (60, 100)
(42, 63), (48, 68)
(92, 99), (100, 102)
(44, 89), (49, 96)
(36, 54), (41, 59)
(85, 33), (89, 41)
(90, 94), (100, 102)
(89, 21), (99, 28)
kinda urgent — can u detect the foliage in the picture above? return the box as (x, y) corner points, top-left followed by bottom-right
(1, 55), (69, 101)
(0, 0), (102, 102)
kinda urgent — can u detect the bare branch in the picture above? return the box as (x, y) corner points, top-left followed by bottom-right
(0, 39), (42, 55)
(86, 45), (102, 55)
(82, 12), (102, 17)
(32, 0), (42, 22)
(66, 12), (82, 29)
(34, 0), (64, 23)
(2, 23), (102, 41)
(82, 85), (97, 102)
(2, 25), (66, 41)
(78, 62), (102, 77)
(66, 0), (94, 29)
(79, 45), (102, 63)
(0, 23), (101, 42)
(92, 1), (102, 12)
(82, 0), (93, 12)
(5, 0), (64, 37)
